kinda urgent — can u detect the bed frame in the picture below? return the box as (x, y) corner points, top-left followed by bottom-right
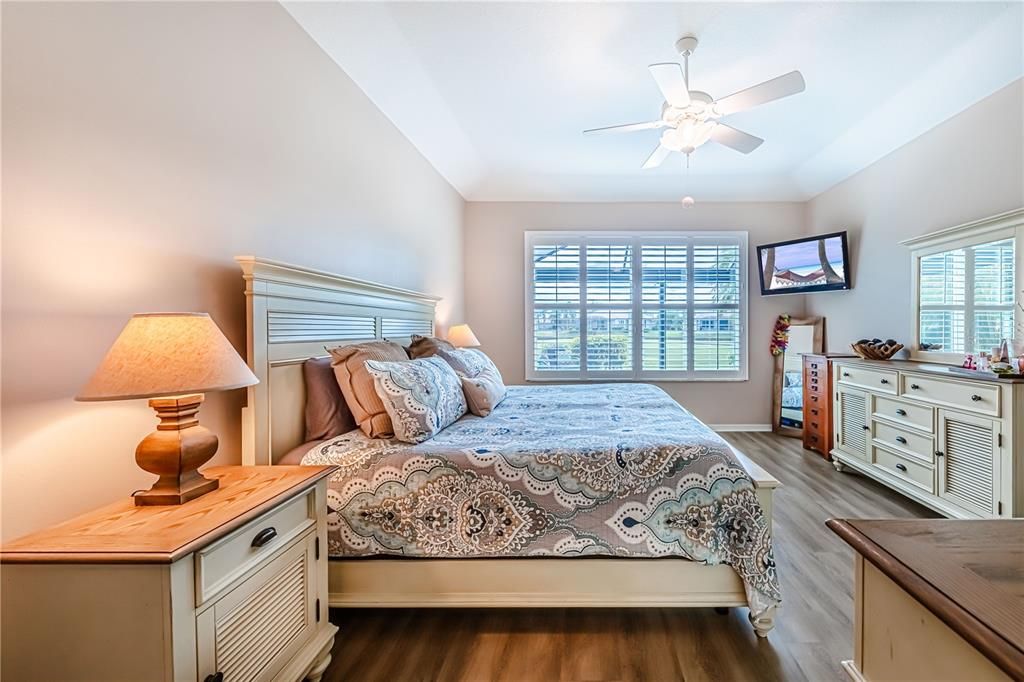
(237, 256), (781, 636)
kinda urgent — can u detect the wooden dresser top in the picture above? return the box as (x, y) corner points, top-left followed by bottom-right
(1, 466), (335, 565)
(828, 518), (1024, 679)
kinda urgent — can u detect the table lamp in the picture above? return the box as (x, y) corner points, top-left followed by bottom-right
(76, 313), (258, 506)
(447, 324), (481, 348)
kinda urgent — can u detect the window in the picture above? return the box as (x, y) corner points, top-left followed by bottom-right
(526, 231), (748, 381)
(908, 210), (1023, 361)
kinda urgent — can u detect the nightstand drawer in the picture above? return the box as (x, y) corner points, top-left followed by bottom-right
(196, 488), (316, 605)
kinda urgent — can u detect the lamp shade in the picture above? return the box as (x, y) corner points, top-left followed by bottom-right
(77, 313), (258, 401)
(447, 324), (481, 348)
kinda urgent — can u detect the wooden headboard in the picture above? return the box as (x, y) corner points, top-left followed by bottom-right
(236, 256), (440, 465)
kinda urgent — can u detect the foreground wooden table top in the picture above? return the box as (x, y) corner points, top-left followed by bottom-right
(828, 518), (1024, 679)
(1, 465), (336, 563)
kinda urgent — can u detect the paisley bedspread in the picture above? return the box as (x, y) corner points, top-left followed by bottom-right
(301, 383), (781, 616)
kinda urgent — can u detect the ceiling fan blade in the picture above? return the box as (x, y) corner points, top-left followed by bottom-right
(583, 121), (664, 135)
(713, 71), (805, 117)
(641, 144), (671, 169)
(648, 63), (691, 108)
(710, 123), (764, 154)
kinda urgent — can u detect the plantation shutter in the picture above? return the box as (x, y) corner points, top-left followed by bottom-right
(918, 237), (1015, 355)
(527, 232), (747, 381)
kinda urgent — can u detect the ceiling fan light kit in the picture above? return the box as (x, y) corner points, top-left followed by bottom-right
(584, 35), (806, 169)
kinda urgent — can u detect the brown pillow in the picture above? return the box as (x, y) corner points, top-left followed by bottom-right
(302, 357), (356, 442)
(406, 334), (454, 359)
(328, 341), (408, 438)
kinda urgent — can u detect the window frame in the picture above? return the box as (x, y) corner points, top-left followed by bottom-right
(904, 209), (1023, 364)
(524, 230), (749, 382)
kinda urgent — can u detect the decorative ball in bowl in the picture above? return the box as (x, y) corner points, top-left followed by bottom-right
(851, 338), (904, 360)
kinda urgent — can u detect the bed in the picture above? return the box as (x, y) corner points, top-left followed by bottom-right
(237, 256), (782, 636)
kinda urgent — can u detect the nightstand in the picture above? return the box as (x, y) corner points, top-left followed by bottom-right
(2, 465), (338, 682)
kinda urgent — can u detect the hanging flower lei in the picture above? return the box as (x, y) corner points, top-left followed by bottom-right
(770, 314), (791, 356)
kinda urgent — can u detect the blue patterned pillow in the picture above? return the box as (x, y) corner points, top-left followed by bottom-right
(364, 357), (467, 443)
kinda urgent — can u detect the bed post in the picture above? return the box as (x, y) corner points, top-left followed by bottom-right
(238, 256), (272, 466)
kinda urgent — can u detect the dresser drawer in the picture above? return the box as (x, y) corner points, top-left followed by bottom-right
(872, 447), (934, 493)
(872, 395), (934, 433)
(872, 420), (934, 465)
(804, 411), (827, 437)
(837, 364), (898, 394)
(195, 488), (316, 605)
(900, 375), (1000, 417)
(804, 430), (826, 452)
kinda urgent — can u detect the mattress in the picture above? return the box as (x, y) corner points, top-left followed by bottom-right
(301, 383), (780, 616)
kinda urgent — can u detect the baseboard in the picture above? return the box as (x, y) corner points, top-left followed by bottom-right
(710, 424), (773, 432)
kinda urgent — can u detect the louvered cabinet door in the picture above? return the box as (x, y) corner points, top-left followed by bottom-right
(936, 409), (1000, 518)
(835, 387), (870, 461)
(197, 531), (317, 682)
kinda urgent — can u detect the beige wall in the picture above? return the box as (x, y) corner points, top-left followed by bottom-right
(463, 202), (807, 427)
(805, 79), (1024, 351)
(1, 2), (464, 541)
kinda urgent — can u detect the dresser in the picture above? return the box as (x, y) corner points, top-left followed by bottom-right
(802, 353), (856, 458)
(1, 466), (338, 682)
(830, 359), (1024, 518)
(828, 518), (1023, 681)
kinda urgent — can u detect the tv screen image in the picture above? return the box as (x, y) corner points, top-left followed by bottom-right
(757, 231), (851, 296)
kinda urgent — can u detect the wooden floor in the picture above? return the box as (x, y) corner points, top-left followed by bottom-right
(322, 432), (937, 681)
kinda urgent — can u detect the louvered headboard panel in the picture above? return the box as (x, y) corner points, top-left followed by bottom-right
(237, 257), (440, 465)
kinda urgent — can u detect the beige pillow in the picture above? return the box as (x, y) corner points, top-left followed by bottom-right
(434, 347), (494, 377)
(460, 365), (507, 417)
(406, 334), (454, 360)
(327, 341), (408, 438)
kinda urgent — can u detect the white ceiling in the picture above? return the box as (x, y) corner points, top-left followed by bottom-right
(284, 1), (1024, 202)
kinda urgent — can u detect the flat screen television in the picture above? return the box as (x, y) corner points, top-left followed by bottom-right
(757, 231), (851, 296)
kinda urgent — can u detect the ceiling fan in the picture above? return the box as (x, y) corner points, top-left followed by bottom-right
(584, 36), (806, 169)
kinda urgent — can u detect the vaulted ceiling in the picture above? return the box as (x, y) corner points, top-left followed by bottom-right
(285, 1), (1024, 202)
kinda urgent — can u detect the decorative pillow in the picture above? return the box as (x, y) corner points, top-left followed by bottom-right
(460, 365), (507, 417)
(327, 340), (408, 438)
(364, 357), (467, 443)
(303, 356), (356, 441)
(434, 347), (495, 378)
(406, 334), (455, 360)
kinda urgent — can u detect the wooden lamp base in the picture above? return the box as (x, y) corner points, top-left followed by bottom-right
(134, 393), (220, 506)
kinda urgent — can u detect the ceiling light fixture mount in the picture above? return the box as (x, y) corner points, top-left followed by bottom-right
(584, 34), (806, 169)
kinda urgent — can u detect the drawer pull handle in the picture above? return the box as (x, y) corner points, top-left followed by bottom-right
(880, 378), (889, 385)
(811, 370), (818, 377)
(896, 436), (908, 444)
(910, 383), (921, 390)
(811, 422), (819, 429)
(971, 394), (982, 402)
(862, 425), (870, 431)
(895, 463), (908, 473)
(205, 674), (224, 682)
(842, 372), (851, 377)
(936, 451), (944, 458)
(895, 409), (907, 416)
(251, 527), (278, 548)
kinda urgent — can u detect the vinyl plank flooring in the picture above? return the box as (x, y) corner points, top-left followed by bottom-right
(321, 432), (937, 682)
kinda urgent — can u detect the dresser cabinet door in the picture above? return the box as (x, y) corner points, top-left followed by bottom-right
(835, 387), (870, 461)
(197, 531), (317, 682)
(936, 410), (1000, 518)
